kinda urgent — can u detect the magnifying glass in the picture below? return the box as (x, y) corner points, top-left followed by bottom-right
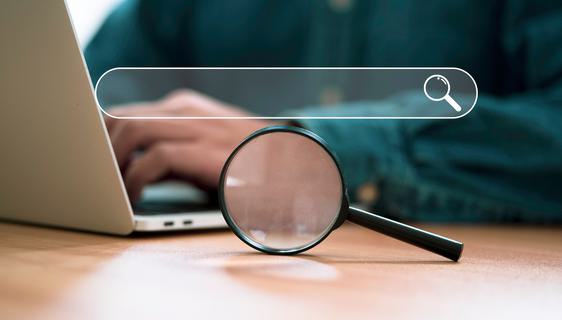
(424, 74), (462, 112)
(219, 126), (463, 261)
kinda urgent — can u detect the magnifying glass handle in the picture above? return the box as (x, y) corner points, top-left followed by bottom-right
(444, 95), (462, 112)
(348, 207), (463, 261)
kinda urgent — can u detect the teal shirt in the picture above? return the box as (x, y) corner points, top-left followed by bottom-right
(85, 0), (562, 223)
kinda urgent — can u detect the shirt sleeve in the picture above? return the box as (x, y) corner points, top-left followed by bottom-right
(292, 90), (562, 223)
(292, 4), (562, 223)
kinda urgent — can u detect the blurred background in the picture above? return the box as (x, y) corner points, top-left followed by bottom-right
(65, 0), (562, 222)
(66, 0), (122, 48)
(67, 0), (477, 118)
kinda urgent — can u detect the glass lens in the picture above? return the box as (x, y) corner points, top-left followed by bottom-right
(222, 131), (343, 253)
(425, 75), (449, 100)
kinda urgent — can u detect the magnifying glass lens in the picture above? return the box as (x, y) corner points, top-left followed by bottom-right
(425, 76), (449, 100)
(222, 131), (342, 253)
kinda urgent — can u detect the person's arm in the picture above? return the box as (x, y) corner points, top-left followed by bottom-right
(292, 5), (562, 223)
(84, 0), (190, 83)
(293, 91), (562, 223)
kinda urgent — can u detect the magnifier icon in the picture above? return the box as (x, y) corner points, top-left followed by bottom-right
(219, 126), (464, 261)
(424, 74), (462, 112)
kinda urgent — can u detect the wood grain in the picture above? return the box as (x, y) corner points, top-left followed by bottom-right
(0, 221), (561, 320)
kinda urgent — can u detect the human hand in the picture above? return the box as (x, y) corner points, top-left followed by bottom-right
(104, 90), (274, 203)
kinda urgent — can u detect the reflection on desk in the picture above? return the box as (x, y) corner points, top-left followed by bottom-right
(0, 222), (560, 319)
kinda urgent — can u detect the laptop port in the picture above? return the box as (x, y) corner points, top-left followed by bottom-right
(183, 220), (193, 225)
(163, 221), (174, 227)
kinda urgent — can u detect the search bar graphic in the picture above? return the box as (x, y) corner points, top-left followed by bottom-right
(95, 67), (478, 119)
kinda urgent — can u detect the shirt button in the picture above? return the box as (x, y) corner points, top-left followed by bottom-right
(328, 0), (353, 13)
(356, 182), (379, 206)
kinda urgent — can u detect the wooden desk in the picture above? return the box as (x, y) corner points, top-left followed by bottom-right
(0, 222), (560, 319)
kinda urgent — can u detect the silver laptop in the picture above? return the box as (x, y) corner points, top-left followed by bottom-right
(0, 0), (226, 234)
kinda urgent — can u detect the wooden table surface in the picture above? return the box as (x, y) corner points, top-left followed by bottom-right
(0, 221), (560, 320)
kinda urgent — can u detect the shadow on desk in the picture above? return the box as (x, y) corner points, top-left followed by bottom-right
(219, 251), (458, 297)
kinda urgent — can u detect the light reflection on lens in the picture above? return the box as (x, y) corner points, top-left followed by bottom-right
(223, 131), (343, 252)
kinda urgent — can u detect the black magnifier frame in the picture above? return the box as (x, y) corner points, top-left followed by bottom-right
(219, 126), (463, 261)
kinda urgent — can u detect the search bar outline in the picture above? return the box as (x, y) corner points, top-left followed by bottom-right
(95, 67), (478, 120)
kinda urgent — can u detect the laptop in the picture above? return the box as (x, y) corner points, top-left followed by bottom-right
(0, 0), (226, 234)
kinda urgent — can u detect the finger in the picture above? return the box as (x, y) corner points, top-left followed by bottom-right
(105, 102), (188, 136)
(124, 142), (222, 202)
(104, 102), (155, 134)
(161, 89), (239, 114)
(109, 120), (208, 169)
(106, 93), (226, 119)
(104, 89), (243, 137)
(123, 143), (172, 203)
(113, 89), (247, 118)
(108, 102), (169, 117)
(105, 105), (170, 135)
